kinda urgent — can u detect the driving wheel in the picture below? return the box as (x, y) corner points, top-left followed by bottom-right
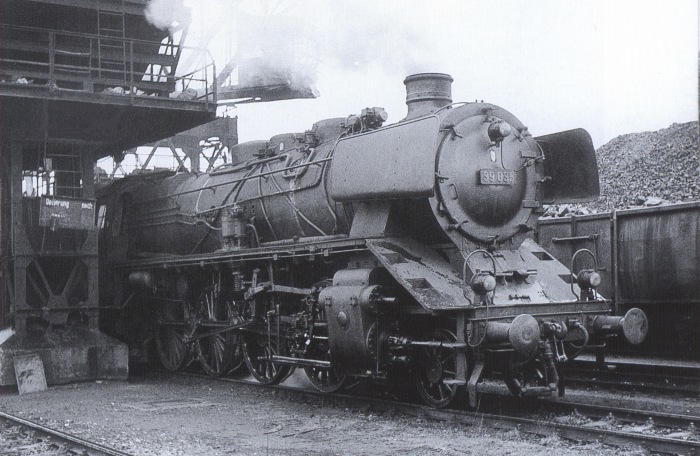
(155, 300), (192, 371)
(193, 285), (244, 377)
(243, 335), (292, 385)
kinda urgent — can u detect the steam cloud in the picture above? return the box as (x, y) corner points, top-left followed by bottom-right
(143, 0), (443, 96)
(144, 0), (188, 30)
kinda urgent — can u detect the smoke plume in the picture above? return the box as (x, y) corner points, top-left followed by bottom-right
(144, 0), (189, 30)
(144, 0), (444, 99)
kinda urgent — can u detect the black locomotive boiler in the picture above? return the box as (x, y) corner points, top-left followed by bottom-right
(98, 73), (648, 407)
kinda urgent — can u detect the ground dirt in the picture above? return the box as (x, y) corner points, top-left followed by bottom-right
(0, 369), (672, 456)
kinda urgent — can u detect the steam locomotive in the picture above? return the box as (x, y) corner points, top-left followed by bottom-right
(98, 73), (648, 408)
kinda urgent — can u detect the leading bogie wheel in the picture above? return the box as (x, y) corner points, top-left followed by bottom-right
(414, 329), (460, 408)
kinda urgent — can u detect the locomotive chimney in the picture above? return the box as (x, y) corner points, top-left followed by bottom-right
(403, 73), (453, 120)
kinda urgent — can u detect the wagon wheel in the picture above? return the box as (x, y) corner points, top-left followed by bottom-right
(193, 285), (245, 377)
(155, 300), (192, 372)
(243, 334), (292, 385)
(414, 329), (460, 408)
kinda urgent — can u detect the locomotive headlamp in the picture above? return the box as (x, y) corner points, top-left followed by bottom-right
(569, 249), (601, 301)
(577, 269), (601, 289)
(488, 120), (512, 142)
(470, 272), (497, 295)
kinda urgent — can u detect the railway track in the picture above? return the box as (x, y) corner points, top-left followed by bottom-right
(0, 410), (131, 456)
(538, 398), (699, 430)
(182, 372), (700, 455)
(567, 355), (700, 397)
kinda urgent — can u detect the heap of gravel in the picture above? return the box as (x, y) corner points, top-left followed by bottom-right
(544, 121), (699, 216)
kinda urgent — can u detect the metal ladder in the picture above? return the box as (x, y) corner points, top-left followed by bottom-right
(96, 0), (127, 82)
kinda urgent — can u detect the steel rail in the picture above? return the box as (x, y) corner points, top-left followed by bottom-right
(538, 397), (700, 429)
(0, 410), (132, 456)
(567, 358), (700, 396)
(565, 375), (700, 397)
(573, 355), (700, 374)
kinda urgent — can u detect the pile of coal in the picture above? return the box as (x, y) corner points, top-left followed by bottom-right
(544, 121), (699, 217)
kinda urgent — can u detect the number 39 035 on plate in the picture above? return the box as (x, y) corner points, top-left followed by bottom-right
(480, 169), (515, 185)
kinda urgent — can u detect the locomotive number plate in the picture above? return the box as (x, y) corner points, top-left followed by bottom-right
(480, 169), (515, 185)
